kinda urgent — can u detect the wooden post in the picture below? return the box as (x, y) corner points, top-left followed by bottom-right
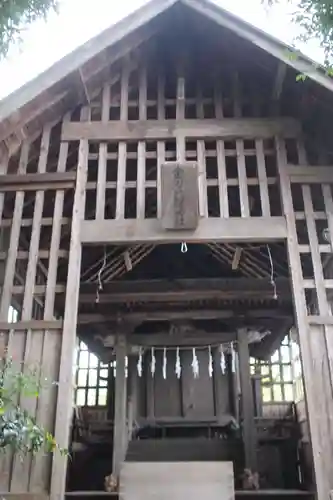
(276, 137), (333, 500)
(127, 356), (138, 441)
(146, 350), (155, 418)
(113, 335), (128, 477)
(50, 123), (88, 499)
(237, 328), (257, 472)
(252, 374), (263, 417)
(213, 347), (229, 416)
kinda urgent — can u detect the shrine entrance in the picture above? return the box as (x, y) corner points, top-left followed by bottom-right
(62, 44), (320, 496)
(70, 239), (299, 495)
(4, 2), (333, 498)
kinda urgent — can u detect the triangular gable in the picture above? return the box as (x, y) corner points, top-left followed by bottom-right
(0, 0), (331, 150)
(0, 0), (177, 123)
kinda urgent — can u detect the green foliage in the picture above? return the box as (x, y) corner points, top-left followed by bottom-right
(0, 0), (58, 59)
(265, 0), (333, 62)
(295, 0), (333, 62)
(0, 356), (67, 458)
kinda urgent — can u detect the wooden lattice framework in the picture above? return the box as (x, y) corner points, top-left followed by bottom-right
(1, 0), (333, 498)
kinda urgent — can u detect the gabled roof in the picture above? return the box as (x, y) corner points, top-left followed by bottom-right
(0, 0), (331, 153)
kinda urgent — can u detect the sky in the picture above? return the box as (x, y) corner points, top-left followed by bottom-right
(0, 0), (325, 101)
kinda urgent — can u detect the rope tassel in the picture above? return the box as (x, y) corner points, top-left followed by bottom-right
(175, 347), (181, 379)
(192, 347), (199, 378)
(208, 345), (213, 377)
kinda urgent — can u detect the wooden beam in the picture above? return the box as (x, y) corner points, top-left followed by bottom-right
(276, 137), (332, 499)
(50, 130), (88, 499)
(308, 315), (333, 326)
(0, 172), (76, 192)
(272, 62), (287, 101)
(81, 216), (287, 244)
(112, 334), (127, 477)
(0, 217), (70, 228)
(0, 250), (69, 260)
(78, 277), (291, 303)
(288, 165), (333, 184)
(62, 118), (300, 142)
(78, 308), (292, 324)
(10, 285), (65, 295)
(0, 320), (63, 331)
(93, 331), (238, 348)
(238, 327), (258, 472)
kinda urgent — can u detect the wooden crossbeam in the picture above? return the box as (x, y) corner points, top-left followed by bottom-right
(80, 217), (287, 244)
(0, 320), (63, 331)
(62, 117), (300, 142)
(78, 308), (292, 324)
(0, 172), (76, 192)
(288, 165), (333, 184)
(92, 330), (238, 347)
(77, 277), (291, 302)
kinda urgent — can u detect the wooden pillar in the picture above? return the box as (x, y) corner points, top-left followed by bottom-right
(146, 350), (155, 418)
(238, 328), (257, 472)
(276, 137), (333, 500)
(127, 356), (138, 440)
(107, 363), (115, 421)
(252, 374), (263, 417)
(113, 335), (127, 477)
(50, 129), (88, 499)
(227, 353), (240, 422)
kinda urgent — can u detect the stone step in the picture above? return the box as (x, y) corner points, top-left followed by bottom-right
(119, 461), (235, 500)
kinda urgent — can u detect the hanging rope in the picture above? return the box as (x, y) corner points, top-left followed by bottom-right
(95, 246), (107, 303)
(266, 244), (277, 300)
(135, 342), (243, 380)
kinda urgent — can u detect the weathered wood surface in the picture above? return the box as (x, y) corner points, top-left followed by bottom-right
(288, 165), (333, 184)
(0, 172), (76, 191)
(277, 136), (333, 500)
(78, 276), (291, 303)
(62, 118), (300, 141)
(238, 328), (257, 471)
(81, 217), (287, 244)
(50, 112), (89, 499)
(80, 308), (291, 325)
(161, 162), (199, 230)
(2, 17), (333, 499)
(0, 130), (66, 494)
(112, 335), (128, 476)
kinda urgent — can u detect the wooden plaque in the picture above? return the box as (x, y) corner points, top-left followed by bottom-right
(160, 161), (199, 230)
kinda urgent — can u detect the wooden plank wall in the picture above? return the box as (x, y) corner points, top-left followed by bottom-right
(0, 117), (77, 496)
(142, 350), (230, 418)
(277, 136), (333, 500)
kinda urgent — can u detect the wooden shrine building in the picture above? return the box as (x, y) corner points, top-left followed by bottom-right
(2, 0), (333, 498)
